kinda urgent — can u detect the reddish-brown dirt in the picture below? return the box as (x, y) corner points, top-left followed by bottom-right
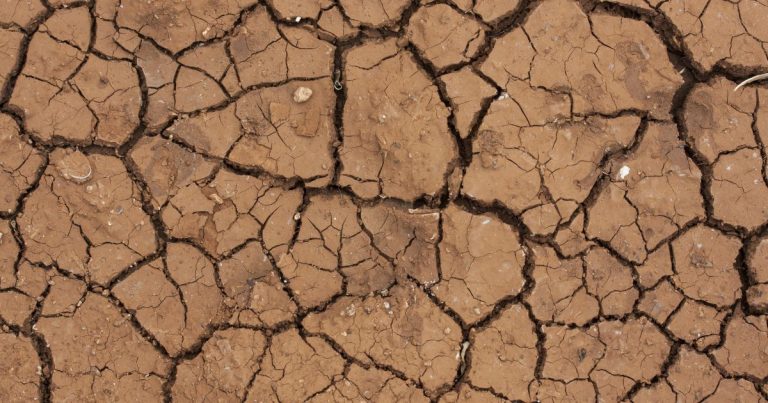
(0, 0), (767, 401)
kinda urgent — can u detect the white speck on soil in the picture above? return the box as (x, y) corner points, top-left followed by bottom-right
(618, 165), (631, 180)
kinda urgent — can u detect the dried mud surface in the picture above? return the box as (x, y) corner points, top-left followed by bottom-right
(0, 0), (767, 401)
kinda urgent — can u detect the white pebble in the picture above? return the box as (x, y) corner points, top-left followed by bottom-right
(618, 165), (631, 180)
(293, 87), (313, 103)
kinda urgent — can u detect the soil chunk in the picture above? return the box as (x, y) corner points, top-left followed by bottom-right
(167, 79), (336, 186)
(9, 7), (142, 146)
(638, 279), (684, 323)
(435, 205), (526, 322)
(591, 318), (671, 401)
(278, 193), (368, 308)
(116, 0), (257, 54)
(339, 0), (410, 27)
(113, 244), (228, 356)
(450, 0), (521, 24)
(229, 7), (333, 88)
(37, 294), (169, 400)
(464, 113), (640, 222)
(303, 284), (463, 393)
(407, 4), (486, 69)
(340, 39), (457, 200)
(585, 247), (638, 316)
(528, 246), (599, 325)
(748, 237), (768, 312)
(269, 0), (330, 21)
(441, 67), (497, 139)
(467, 304), (537, 400)
(685, 78), (768, 229)
(667, 346), (722, 402)
(0, 114), (44, 212)
(309, 363), (429, 402)
(246, 329), (345, 401)
(20, 150), (157, 279)
(671, 225), (742, 307)
(172, 328), (266, 401)
(661, 0), (768, 72)
(481, 0), (683, 118)
(667, 299), (727, 349)
(0, 332), (40, 401)
(712, 311), (768, 378)
(360, 203), (440, 285)
(0, 0), (45, 27)
(588, 123), (704, 263)
(0, 28), (24, 92)
(219, 243), (297, 327)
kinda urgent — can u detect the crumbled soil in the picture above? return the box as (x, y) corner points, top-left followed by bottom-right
(0, 0), (767, 402)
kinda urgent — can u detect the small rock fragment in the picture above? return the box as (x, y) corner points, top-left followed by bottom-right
(618, 165), (630, 180)
(55, 150), (92, 183)
(293, 87), (313, 103)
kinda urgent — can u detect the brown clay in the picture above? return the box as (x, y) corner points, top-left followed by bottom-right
(1, 0), (767, 401)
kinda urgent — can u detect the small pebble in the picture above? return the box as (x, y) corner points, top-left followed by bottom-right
(293, 87), (313, 103)
(618, 165), (631, 180)
(209, 193), (224, 204)
(56, 150), (92, 183)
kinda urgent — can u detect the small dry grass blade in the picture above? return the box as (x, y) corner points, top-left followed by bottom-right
(734, 73), (768, 91)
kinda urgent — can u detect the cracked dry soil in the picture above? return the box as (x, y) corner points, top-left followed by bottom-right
(0, 0), (767, 401)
